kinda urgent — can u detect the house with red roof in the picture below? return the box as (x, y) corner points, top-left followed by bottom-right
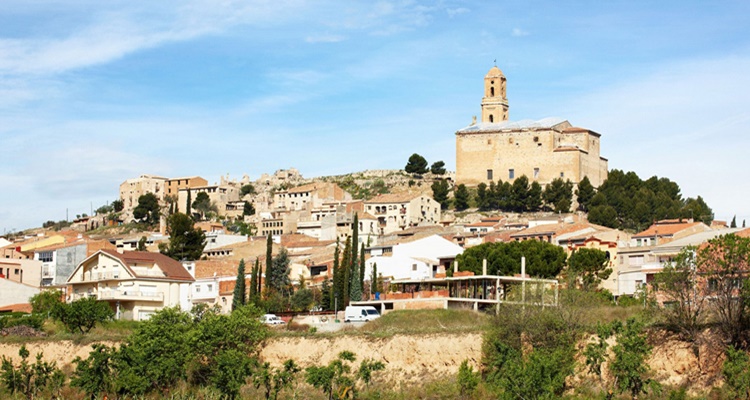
(66, 250), (194, 321)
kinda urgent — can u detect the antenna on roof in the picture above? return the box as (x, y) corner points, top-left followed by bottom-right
(494, 59), (497, 66)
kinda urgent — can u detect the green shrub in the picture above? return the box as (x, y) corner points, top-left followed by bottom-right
(723, 346), (750, 399)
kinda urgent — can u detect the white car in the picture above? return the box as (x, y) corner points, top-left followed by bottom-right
(261, 314), (285, 325)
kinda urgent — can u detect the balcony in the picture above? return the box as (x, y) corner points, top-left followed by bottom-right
(95, 271), (122, 281)
(99, 290), (164, 302)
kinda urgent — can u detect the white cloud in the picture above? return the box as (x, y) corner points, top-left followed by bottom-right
(511, 28), (529, 37)
(447, 7), (470, 18)
(556, 55), (750, 222)
(305, 34), (345, 43)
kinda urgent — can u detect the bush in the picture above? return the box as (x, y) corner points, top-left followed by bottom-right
(457, 360), (479, 398)
(483, 305), (578, 398)
(0, 314), (44, 331)
(723, 346), (750, 399)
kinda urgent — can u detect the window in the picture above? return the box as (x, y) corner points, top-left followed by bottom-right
(490, 87), (495, 97)
(508, 169), (515, 179)
(487, 169), (493, 180)
(489, 115), (494, 123)
(39, 251), (53, 262)
(196, 285), (201, 293)
(560, 172), (565, 178)
(412, 264), (417, 271)
(207, 284), (213, 292)
(533, 168), (539, 179)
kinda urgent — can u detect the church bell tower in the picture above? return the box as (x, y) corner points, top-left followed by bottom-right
(481, 66), (509, 123)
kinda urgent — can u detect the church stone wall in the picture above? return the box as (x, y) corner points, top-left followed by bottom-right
(455, 67), (608, 188)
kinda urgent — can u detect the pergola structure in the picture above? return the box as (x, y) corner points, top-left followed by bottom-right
(352, 274), (559, 313)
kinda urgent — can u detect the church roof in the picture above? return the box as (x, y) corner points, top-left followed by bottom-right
(456, 117), (568, 134)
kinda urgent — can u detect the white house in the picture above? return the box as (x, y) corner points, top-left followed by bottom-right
(66, 250), (194, 321)
(364, 235), (464, 281)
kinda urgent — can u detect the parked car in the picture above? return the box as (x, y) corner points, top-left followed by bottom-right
(344, 306), (381, 322)
(260, 314), (285, 325)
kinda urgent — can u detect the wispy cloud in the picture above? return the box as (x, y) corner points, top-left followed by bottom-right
(447, 7), (470, 18)
(305, 34), (345, 43)
(557, 55), (750, 221)
(511, 28), (529, 37)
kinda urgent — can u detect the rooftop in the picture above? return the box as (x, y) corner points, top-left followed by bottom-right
(456, 117), (567, 134)
(100, 250), (194, 282)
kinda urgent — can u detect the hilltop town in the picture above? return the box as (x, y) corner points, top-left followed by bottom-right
(1, 67), (748, 399)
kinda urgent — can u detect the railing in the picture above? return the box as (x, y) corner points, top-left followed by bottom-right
(96, 271), (122, 280)
(130, 270), (166, 278)
(99, 290), (164, 302)
(70, 293), (97, 301)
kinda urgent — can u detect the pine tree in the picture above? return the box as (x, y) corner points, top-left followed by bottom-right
(575, 176), (596, 212)
(232, 259), (246, 311)
(454, 184), (470, 211)
(744, 220), (746, 228)
(527, 181), (543, 212)
(265, 234), (272, 295)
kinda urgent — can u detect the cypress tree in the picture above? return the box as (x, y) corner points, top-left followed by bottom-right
(265, 234), (272, 294)
(342, 236), (351, 306)
(351, 213), (359, 278)
(359, 243), (366, 290)
(249, 258), (258, 302)
(255, 258), (262, 298)
(731, 215), (737, 228)
(332, 239), (342, 310)
(186, 190), (192, 217)
(350, 258), (362, 302)
(232, 259), (246, 310)
(371, 263), (378, 295)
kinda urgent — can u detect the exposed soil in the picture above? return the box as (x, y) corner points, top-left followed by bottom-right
(0, 330), (730, 393)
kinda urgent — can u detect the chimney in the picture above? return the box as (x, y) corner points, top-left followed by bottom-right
(521, 256), (526, 278)
(453, 261), (458, 274)
(482, 259), (487, 276)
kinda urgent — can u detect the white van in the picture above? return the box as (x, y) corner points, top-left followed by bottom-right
(344, 306), (381, 322)
(260, 314), (285, 325)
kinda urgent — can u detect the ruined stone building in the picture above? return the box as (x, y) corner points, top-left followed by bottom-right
(455, 66), (608, 187)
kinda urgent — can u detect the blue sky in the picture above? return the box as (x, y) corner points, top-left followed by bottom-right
(2, 1), (750, 232)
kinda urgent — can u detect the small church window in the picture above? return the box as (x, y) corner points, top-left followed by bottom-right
(490, 87), (495, 97)
(534, 168), (539, 179)
(487, 169), (493, 180)
(509, 169), (515, 179)
(489, 115), (494, 123)
(560, 172), (565, 178)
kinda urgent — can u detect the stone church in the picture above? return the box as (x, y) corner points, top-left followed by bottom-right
(455, 66), (608, 187)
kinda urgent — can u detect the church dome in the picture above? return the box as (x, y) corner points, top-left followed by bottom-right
(485, 65), (505, 78)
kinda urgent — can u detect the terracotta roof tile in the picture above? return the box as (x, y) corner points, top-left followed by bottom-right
(633, 222), (703, 238)
(101, 249), (194, 282)
(194, 259), (240, 279)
